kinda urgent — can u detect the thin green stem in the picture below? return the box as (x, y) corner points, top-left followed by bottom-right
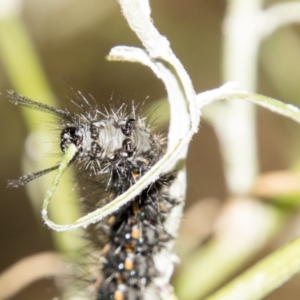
(205, 236), (300, 300)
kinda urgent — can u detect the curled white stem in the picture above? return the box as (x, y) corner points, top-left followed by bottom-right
(0, 0), (22, 18)
(258, 2), (300, 40)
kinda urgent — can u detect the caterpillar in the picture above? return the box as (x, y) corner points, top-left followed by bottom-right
(7, 90), (177, 300)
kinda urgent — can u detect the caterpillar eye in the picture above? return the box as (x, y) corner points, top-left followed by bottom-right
(121, 118), (135, 136)
(60, 127), (83, 153)
(90, 141), (102, 159)
(122, 138), (133, 156)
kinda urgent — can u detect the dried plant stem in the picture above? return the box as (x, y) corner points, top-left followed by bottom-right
(259, 2), (300, 40)
(0, 7), (83, 254)
(215, 0), (262, 195)
(0, 252), (68, 300)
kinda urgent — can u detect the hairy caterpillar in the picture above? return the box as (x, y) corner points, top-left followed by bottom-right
(7, 91), (177, 300)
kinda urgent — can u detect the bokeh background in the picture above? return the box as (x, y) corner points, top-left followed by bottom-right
(1, 0), (300, 299)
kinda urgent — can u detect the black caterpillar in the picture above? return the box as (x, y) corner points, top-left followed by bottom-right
(7, 91), (177, 300)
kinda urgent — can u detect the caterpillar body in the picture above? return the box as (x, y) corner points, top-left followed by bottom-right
(7, 91), (177, 300)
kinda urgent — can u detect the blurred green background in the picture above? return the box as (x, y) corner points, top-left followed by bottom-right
(1, 0), (300, 299)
